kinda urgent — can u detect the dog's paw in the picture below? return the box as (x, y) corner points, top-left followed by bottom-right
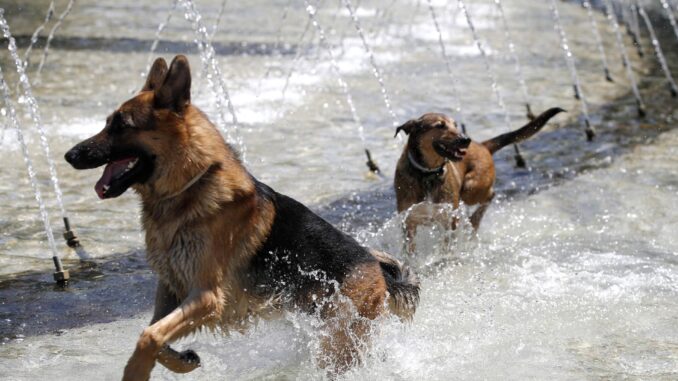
(179, 349), (201, 367)
(157, 346), (201, 374)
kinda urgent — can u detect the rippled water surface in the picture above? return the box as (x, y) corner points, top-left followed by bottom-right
(0, 0), (677, 379)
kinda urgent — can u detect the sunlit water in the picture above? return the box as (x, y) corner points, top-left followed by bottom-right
(1, 0), (677, 379)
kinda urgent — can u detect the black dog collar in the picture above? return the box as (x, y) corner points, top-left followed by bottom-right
(407, 150), (447, 178)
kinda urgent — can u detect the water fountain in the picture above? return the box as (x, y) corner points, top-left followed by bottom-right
(550, 0), (595, 141)
(627, 1), (644, 58)
(302, 1), (379, 174)
(143, 0), (178, 80)
(604, 0), (646, 116)
(178, 0), (245, 161)
(0, 50), (68, 286)
(280, 3), (316, 103)
(660, 0), (678, 43)
(493, 0), (536, 121)
(255, 0), (293, 98)
(425, 0), (467, 135)
(638, 3), (678, 98)
(341, 0), (399, 128)
(582, 0), (614, 82)
(36, 0), (76, 78)
(0, 10), (81, 251)
(458, 0), (529, 165)
(20, 1), (55, 71)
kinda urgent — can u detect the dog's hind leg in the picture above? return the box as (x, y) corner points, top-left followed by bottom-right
(149, 282), (202, 374)
(318, 262), (386, 374)
(469, 193), (494, 231)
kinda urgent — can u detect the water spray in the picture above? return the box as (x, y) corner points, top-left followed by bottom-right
(178, 0), (245, 162)
(603, 0), (646, 117)
(426, 0), (468, 136)
(255, 0), (293, 98)
(550, 0), (595, 141)
(493, 0), (535, 120)
(637, 3), (678, 98)
(341, 0), (399, 129)
(458, 0), (529, 165)
(36, 0), (77, 78)
(302, 1), (380, 174)
(281, 3), (316, 103)
(142, 0), (178, 81)
(21, 1), (55, 71)
(660, 0), (678, 45)
(0, 61), (68, 287)
(0, 10), (82, 253)
(582, 0), (613, 82)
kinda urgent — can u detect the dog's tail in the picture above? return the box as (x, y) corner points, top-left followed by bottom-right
(371, 250), (420, 320)
(482, 107), (565, 154)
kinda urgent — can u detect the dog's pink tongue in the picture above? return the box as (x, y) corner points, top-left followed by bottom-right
(94, 158), (133, 199)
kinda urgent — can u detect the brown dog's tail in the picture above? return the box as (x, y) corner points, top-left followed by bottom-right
(482, 107), (565, 154)
(371, 250), (420, 320)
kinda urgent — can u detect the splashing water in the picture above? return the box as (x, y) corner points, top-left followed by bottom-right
(36, 0), (76, 78)
(0, 11), (67, 219)
(341, 0), (399, 128)
(302, 1), (369, 161)
(549, 0), (595, 140)
(603, 0), (645, 116)
(582, 0), (613, 82)
(638, 4), (678, 98)
(426, 0), (466, 130)
(142, 0), (178, 80)
(0, 59), (61, 266)
(660, 0), (678, 44)
(21, 1), (55, 71)
(493, 0), (533, 120)
(178, 0), (246, 161)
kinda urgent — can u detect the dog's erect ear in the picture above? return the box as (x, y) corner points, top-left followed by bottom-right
(394, 119), (417, 137)
(154, 55), (191, 112)
(141, 58), (168, 92)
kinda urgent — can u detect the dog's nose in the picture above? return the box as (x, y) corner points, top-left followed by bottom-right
(64, 148), (79, 166)
(460, 136), (471, 146)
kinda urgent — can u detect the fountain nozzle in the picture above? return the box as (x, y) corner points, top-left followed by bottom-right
(63, 217), (80, 248)
(636, 100), (646, 118)
(52, 256), (69, 287)
(584, 120), (595, 141)
(604, 68), (613, 83)
(513, 144), (526, 168)
(365, 149), (380, 174)
(525, 104), (536, 121)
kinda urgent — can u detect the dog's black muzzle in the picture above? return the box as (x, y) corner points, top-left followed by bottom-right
(65, 136), (111, 170)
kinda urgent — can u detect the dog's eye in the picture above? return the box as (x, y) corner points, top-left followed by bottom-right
(435, 123), (446, 129)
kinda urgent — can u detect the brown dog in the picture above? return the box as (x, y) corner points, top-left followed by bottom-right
(394, 108), (564, 253)
(65, 55), (419, 380)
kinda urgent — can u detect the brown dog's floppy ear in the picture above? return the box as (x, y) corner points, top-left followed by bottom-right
(395, 119), (417, 137)
(141, 58), (168, 92)
(154, 55), (191, 112)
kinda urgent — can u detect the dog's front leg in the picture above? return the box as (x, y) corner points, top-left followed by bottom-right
(122, 288), (222, 381)
(149, 282), (202, 374)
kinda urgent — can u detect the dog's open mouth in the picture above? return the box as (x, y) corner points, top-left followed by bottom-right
(95, 156), (143, 199)
(434, 139), (470, 162)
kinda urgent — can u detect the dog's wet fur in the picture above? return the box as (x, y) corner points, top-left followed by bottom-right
(394, 108), (565, 253)
(65, 55), (419, 380)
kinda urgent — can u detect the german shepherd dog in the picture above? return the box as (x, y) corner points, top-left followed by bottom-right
(393, 108), (564, 253)
(65, 55), (419, 380)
